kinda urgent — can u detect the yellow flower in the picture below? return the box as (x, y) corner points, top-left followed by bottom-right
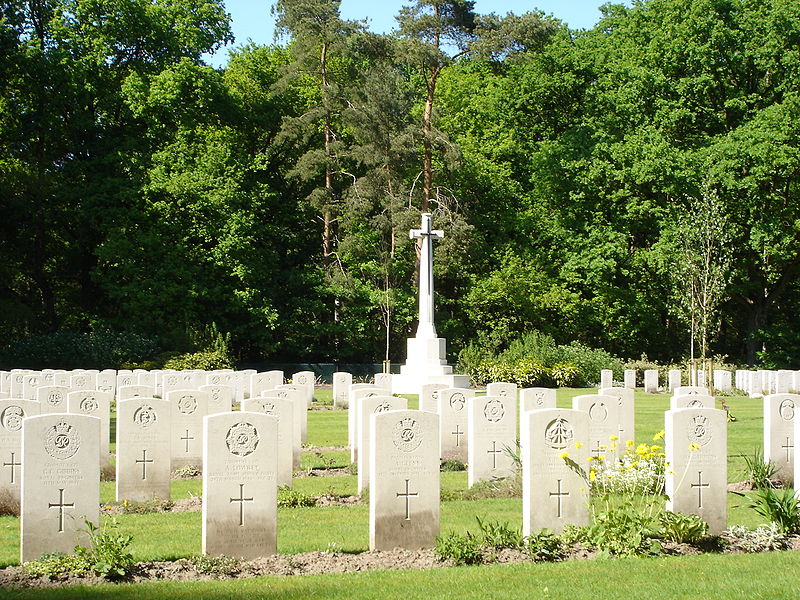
(689, 443), (701, 451)
(609, 435), (618, 442)
(626, 440), (635, 447)
(587, 456), (595, 462)
(650, 445), (660, 453)
(597, 456), (605, 461)
(575, 442), (583, 449)
(658, 452), (666, 458)
(653, 430), (665, 441)
(599, 444), (607, 450)
(589, 469), (597, 482)
(560, 451), (569, 459)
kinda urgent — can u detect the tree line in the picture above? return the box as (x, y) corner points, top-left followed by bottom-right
(2, 0), (800, 368)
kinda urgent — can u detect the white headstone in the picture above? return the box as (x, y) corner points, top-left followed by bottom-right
(764, 394), (797, 485)
(35, 386), (69, 414)
(97, 370), (116, 395)
(20, 414), (100, 562)
(272, 386), (308, 444)
(249, 371), (283, 399)
(332, 372), (353, 408)
(522, 408), (589, 534)
(713, 370), (732, 393)
(242, 397), (295, 486)
(643, 369), (659, 393)
(519, 388), (557, 415)
(419, 383), (447, 413)
(486, 382), (518, 401)
(291, 371), (315, 406)
(22, 374), (43, 400)
(776, 371), (793, 394)
(116, 398), (171, 502)
(260, 389), (304, 468)
(369, 409), (439, 550)
(623, 370), (636, 389)
(202, 412), (278, 558)
(573, 394), (620, 462)
(674, 386), (707, 397)
(200, 384), (234, 414)
(671, 394), (715, 410)
(0, 399), (40, 502)
(467, 395), (517, 487)
(118, 385), (156, 400)
(437, 388), (475, 462)
(668, 370), (682, 392)
(167, 389), (209, 470)
(349, 386), (384, 461)
(357, 395), (408, 492)
(373, 373), (393, 392)
(600, 369), (613, 389)
(67, 390), (112, 466)
(665, 407), (727, 535)
(597, 387), (635, 443)
(70, 371), (97, 392)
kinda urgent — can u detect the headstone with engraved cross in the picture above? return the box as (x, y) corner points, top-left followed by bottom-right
(349, 386), (384, 462)
(261, 388), (305, 468)
(764, 394), (798, 485)
(522, 408), (589, 534)
(202, 411), (278, 558)
(20, 413), (100, 562)
(67, 390), (112, 466)
(573, 394), (621, 462)
(665, 407), (727, 535)
(420, 383), (447, 413)
(369, 409), (439, 550)
(332, 372), (353, 409)
(600, 369), (613, 389)
(242, 397), (295, 487)
(200, 384), (234, 415)
(0, 399), (40, 502)
(116, 398), (170, 502)
(437, 388), (475, 462)
(598, 387), (634, 444)
(520, 388), (557, 416)
(167, 389), (209, 471)
(357, 395), (408, 492)
(467, 395), (517, 487)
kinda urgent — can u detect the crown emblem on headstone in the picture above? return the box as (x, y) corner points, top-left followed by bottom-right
(687, 415), (712, 447)
(393, 417), (422, 453)
(45, 420), (81, 460)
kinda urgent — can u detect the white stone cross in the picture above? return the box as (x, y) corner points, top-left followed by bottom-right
(410, 213), (444, 339)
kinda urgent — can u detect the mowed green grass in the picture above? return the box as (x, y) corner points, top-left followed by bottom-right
(0, 386), (787, 598)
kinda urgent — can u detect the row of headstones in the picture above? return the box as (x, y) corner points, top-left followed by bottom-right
(0, 369), (317, 405)
(599, 369), (734, 393)
(16, 402), (731, 563)
(736, 369), (800, 397)
(0, 385), (310, 503)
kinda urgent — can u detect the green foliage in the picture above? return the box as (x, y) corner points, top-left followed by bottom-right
(741, 449), (780, 490)
(163, 350), (234, 370)
(434, 531), (484, 566)
(658, 512), (709, 544)
(722, 524), (790, 553)
(188, 555), (241, 577)
(278, 488), (318, 508)
(440, 457), (467, 472)
(748, 487), (800, 535)
(24, 519), (135, 581)
(0, 330), (160, 370)
(586, 505), (662, 557)
(524, 530), (566, 562)
(475, 517), (524, 549)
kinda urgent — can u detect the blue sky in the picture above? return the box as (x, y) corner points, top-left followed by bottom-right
(206, 0), (612, 67)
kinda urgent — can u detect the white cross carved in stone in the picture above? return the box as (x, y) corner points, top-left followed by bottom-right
(181, 430), (194, 453)
(136, 449), (154, 480)
(487, 441), (503, 469)
(782, 436), (794, 463)
(691, 471), (710, 509)
(396, 479), (418, 521)
(549, 479), (570, 518)
(3, 452), (21, 484)
(409, 213), (444, 339)
(452, 425), (464, 447)
(49, 488), (75, 533)
(230, 483), (254, 527)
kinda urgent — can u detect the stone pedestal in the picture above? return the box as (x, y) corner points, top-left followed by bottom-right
(391, 336), (469, 395)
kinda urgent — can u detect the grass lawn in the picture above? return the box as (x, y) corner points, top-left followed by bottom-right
(0, 386), (791, 596)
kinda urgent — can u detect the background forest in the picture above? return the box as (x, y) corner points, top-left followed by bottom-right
(2, 0), (800, 371)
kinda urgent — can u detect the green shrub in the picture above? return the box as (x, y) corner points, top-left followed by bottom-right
(434, 531), (483, 565)
(440, 457), (467, 472)
(749, 487), (800, 534)
(658, 512), (709, 543)
(0, 330), (160, 370)
(722, 524), (790, 553)
(741, 449), (780, 490)
(524, 530), (566, 561)
(188, 555), (241, 577)
(550, 362), (580, 387)
(278, 488), (317, 508)
(476, 517), (524, 549)
(586, 506), (661, 557)
(164, 350), (234, 370)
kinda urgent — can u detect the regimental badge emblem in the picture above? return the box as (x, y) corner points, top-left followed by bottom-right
(260, 401), (276, 414)
(177, 395), (198, 414)
(226, 422), (260, 457)
(687, 399), (703, 408)
(133, 404), (157, 428)
(47, 392), (63, 406)
(79, 396), (99, 413)
(45, 421), (81, 460)
(534, 392), (545, 406)
(449, 393), (465, 411)
(374, 401), (392, 413)
(210, 375), (221, 385)
(1, 405), (24, 431)
(393, 417), (422, 453)
(779, 399), (795, 421)
(544, 417), (574, 450)
(688, 414), (712, 447)
(588, 402), (608, 422)
(484, 399), (505, 422)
